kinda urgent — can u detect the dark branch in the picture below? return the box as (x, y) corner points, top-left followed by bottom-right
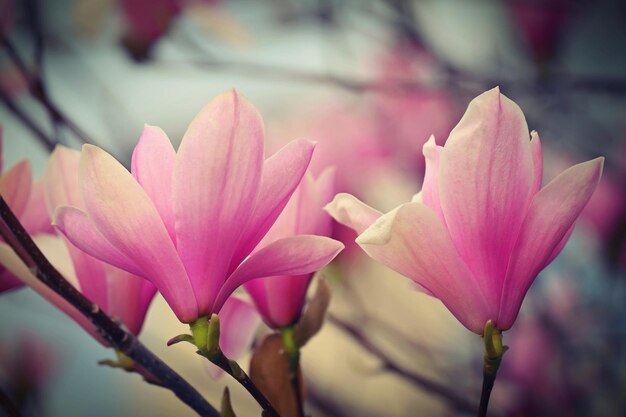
(0, 90), (56, 152)
(0, 197), (219, 417)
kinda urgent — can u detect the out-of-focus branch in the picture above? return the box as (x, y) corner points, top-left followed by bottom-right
(0, 35), (97, 149)
(0, 197), (220, 417)
(327, 314), (476, 415)
(159, 54), (626, 98)
(0, 89), (56, 151)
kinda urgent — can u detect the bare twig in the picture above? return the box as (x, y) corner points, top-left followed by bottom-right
(327, 314), (476, 414)
(0, 89), (56, 151)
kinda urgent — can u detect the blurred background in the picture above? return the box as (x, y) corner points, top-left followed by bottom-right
(1, 0), (625, 416)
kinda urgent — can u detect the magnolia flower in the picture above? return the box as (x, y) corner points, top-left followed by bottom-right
(245, 168), (335, 328)
(0, 131), (54, 292)
(44, 146), (157, 337)
(54, 89), (344, 324)
(325, 87), (603, 334)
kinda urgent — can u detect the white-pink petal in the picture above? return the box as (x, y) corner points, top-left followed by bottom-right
(324, 193), (382, 235)
(356, 202), (491, 333)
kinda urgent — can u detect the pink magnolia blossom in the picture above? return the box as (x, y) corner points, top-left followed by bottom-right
(372, 46), (457, 175)
(0, 130), (54, 293)
(507, 0), (572, 61)
(245, 168), (336, 328)
(120, 0), (182, 45)
(44, 145), (157, 337)
(54, 89), (344, 324)
(325, 87), (603, 334)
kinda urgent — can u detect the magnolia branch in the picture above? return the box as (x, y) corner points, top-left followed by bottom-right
(0, 196), (220, 417)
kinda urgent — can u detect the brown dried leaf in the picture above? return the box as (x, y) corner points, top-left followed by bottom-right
(293, 277), (331, 347)
(221, 387), (237, 417)
(249, 334), (303, 417)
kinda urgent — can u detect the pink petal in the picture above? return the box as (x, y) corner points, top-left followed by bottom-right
(53, 206), (143, 276)
(497, 157), (604, 330)
(438, 87), (535, 308)
(44, 146), (83, 213)
(356, 202), (491, 333)
(0, 269), (23, 293)
(106, 267), (157, 335)
(131, 125), (177, 243)
(173, 89), (264, 314)
(79, 144), (197, 322)
(249, 274), (311, 328)
(545, 223), (574, 266)
(324, 193), (382, 235)
(213, 235), (344, 313)
(20, 179), (53, 235)
(63, 240), (109, 308)
(229, 138), (316, 271)
(421, 135), (445, 222)
(206, 297), (261, 379)
(0, 160), (32, 218)
(312, 167), (337, 237)
(243, 278), (272, 326)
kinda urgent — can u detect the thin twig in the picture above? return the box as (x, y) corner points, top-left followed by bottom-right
(476, 369), (497, 417)
(0, 35), (96, 147)
(159, 55), (626, 97)
(201, 348), (282, 417)
(328, 314), (476, 414)
(0, 90), (56, 151)
(0, 197), (220, 417)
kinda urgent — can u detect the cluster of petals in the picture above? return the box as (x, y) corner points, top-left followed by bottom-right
(245, 168), (336, 328)
(326, 87), (603, 334)
(54, 89), (344, 323)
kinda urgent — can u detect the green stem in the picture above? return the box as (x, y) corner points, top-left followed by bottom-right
(280, 326), (305, 417)
(476, 321), (506, 417)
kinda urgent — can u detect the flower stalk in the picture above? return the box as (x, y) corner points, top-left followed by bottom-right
(280, 326), (305, 417)
(181, 315), (282, 417)
(477, 320), (507, 417)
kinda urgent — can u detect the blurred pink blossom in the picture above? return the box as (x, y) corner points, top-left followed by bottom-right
(326, 87), (603, 334)
(371, 46), (457, 175)
(0, 130), (53, 293)
(507, 0), (572, 61)
(54, 89), (343, 323)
